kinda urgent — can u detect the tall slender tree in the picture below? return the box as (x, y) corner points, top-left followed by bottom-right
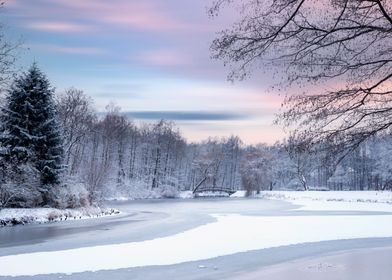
(1, 63), (64, 194)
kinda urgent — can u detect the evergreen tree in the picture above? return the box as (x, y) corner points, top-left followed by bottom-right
(0, 63), (64, 192)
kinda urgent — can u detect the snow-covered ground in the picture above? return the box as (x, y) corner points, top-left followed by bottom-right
(194, 191), (230, 198)
(0, 207), (120, 227)
(256, 190), (392, 204)
(232, 190), (392, 212)
(1, 191), (392, 277)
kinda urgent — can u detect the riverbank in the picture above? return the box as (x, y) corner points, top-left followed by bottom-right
(232, 190), (392, 203)
(0, 207), (120, 227)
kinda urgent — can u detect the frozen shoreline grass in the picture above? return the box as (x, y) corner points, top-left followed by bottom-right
(0, 207), (120, 227)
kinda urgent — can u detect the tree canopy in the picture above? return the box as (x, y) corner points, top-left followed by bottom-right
(210, 0), (392, 154)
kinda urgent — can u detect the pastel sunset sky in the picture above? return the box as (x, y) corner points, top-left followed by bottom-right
(3, 0), (286, 144)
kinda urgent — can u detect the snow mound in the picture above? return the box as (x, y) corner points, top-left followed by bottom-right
(0, 207), (120, 227)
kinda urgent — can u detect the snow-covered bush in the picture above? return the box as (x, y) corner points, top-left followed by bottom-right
(47, 182), (90, 209)
(104, 178), (180, 200)
(0, 162), (42, 208)
(159, 185), (179, 198)
(0, 207), (120, 227)
(0, 182), (42, 208)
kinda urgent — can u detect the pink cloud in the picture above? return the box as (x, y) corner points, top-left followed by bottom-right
(26, 21), (92, 32)
(138, 51), (192, 67)
(12, 0), (209, 32)
(97, 2), (188, 31)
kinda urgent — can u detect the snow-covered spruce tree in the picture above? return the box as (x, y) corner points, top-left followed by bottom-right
(0, 63), (64, 205)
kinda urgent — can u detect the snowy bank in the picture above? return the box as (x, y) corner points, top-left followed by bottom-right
(231, 190), (392, 212)
(0, 207), (120, 227)
(231, 190), (392, 204)
(107, 190), (232, 201)
(194, 191), (230, 198)
(258, 190), (392, 204)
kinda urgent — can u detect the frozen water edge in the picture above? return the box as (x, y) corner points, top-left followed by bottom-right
(1, 212), (392, 276)
(0, 207), (121, 227)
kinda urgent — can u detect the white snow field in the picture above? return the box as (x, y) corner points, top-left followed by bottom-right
(231, 190), (392, 203)
(257, 190), (392, 203)
(1, 212), (392, 276)
(232, 190), (392, 212)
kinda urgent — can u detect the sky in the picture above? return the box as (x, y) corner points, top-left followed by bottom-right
(2, 0), (286, 144)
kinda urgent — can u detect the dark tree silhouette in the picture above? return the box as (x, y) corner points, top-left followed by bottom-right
(1, 64), (64, 188)
(210, 0), (392, 154)
(0, 1), (19, 89)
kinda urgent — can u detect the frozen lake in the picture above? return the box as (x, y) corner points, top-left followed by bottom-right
(1, 198), (392, 279)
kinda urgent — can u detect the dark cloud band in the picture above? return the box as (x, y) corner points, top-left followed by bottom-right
(120, 111), (247, 121)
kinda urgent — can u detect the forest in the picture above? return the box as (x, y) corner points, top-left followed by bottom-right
(2, 65), (392, 210)
(1, 0), (392, 210)
(1, 1), (392, 279)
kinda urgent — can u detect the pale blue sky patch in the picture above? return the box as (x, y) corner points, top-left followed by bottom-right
(3, 0), (285, 144)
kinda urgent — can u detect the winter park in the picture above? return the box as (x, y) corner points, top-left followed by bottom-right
(1, 0), (392, 279)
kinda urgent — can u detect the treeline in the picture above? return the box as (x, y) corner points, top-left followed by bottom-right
(58, 88), (392, 199)
(1, 65), (392, 209)
(58, 88), (243, 200)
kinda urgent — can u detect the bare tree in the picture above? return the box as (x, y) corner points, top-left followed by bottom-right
(0, 1), (19, 91)
(210, 0), (392, 154)
(191, 140), (224, 193)
(240, 146), (273, 195)
(56, 88), (95, 174)
(285, 137), (313, 190)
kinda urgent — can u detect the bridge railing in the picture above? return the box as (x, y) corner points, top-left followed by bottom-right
(193, 187), (236, 195)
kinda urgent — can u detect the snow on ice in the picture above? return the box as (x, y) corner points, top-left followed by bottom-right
(1, 213), (392, 275)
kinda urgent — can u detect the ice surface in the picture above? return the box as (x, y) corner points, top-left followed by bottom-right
(1, 213), (392, 276)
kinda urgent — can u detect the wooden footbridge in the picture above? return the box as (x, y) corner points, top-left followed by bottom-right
(192, 185), (236, 196)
